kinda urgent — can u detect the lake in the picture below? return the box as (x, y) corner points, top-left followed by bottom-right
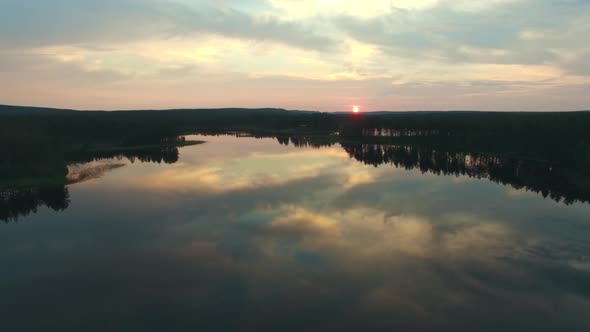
(1, 134), (590, 331)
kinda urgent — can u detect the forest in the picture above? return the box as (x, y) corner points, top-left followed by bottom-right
(2, 104), (590, 221)
(2, 104), (590, 142)
(4, 104), (589, 167)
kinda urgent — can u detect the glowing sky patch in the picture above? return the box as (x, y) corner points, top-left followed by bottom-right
(0, 0), (589, 111)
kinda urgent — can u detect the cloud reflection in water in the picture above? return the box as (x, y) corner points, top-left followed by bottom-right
(1, 135), (590, 331)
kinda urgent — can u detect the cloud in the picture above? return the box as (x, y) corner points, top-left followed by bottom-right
(1, 0), (590, 110)
(5, 133), (590, 329)
(265, 206), (340, 237)
(127, 148), (351, 192)
(333, 0), (590, 72)
(561, 50), (590, 76)
(0, 0), (338, 51)
(0, 49), (132, 84)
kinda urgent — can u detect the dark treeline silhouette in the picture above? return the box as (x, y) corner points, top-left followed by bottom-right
(3, 105), (590, 154)
(192, 131), (337, 148)
(339, 112), (590, 171)
(3, 104), (590, 220)
(342, 142), (590, 205)
(66, 144), (182, 165)
(274, 135), (336, 148)
(0, 186), (70, 223)
(338, 111), (590, 139)
(0, 135), (190, 222)
(216, 131), (590, 205)
(0, 105), (338, 152)
(2, 105), (590, 162)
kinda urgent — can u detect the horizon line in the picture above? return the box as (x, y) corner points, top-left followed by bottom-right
(1, 104), (589, 114)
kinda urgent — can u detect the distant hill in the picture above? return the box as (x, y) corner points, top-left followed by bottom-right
(3, 104), (590, 115)
(0, 104), (318, 115)
(0, 105), (77, 114)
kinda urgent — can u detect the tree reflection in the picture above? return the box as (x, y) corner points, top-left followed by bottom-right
(275, 135), (335, 148)
(341, 142), (590, 205)
(0, 138), (186, 222)
(203, 132), (590, 205)
(3, 131), (590, 222)
(67, 144), (180, 164)
(0, 186), (70, 222)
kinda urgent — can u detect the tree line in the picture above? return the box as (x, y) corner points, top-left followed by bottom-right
(3, 105), (590, 221)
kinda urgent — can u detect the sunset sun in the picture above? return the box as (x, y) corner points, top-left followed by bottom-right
(353, 106), (360, 113)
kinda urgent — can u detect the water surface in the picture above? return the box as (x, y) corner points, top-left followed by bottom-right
(1, 135), (590, 331)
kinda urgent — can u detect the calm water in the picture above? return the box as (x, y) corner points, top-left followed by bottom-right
(2, 135), (590, 331)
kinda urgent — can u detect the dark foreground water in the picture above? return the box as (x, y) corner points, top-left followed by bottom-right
(1, 135), (590, 331)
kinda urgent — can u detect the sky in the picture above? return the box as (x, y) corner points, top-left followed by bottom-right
(1, 0), (589, 112)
